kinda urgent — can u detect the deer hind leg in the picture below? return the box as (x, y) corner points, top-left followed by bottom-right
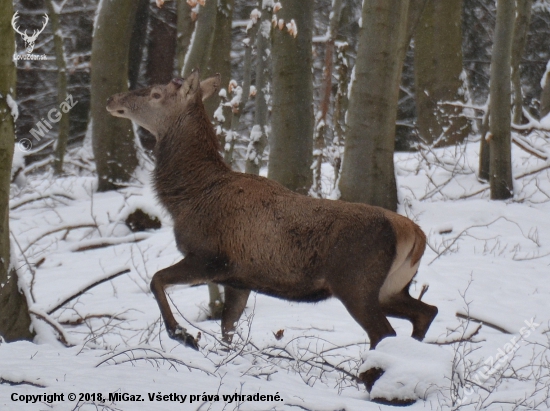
(380, 282), (438, 341)
(150, 255), (219, 350)
(221, 286), (251, 344)
(332, 281), (396, 350)
(342, 296), (396, 349)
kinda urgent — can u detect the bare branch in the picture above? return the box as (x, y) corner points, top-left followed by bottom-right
(47, 268), (130, 315)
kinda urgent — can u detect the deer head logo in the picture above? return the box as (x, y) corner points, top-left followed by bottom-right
(11, 12), (49, 54)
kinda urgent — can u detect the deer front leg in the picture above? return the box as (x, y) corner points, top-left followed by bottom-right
(221, 286), (251, 344)
(150, 255), (215, 350)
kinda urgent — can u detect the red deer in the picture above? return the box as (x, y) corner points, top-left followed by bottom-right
(106, 70), (438, 355)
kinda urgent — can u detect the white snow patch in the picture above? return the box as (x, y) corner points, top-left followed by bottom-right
(6, 94), (18, 121)
(360, 337), (452, 402)
(541, 59), (550, 89)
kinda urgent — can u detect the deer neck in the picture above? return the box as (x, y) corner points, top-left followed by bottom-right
(154, 103), (230, 212)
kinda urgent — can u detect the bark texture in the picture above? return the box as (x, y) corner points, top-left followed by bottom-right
(176, 1), (196, 75)
(414, 0), (469, 146)
(203, 0), (234, 117)
(268, 0), (314, 194)
(489, 0), (514, 200)
(0, 0), (34, 342)
(541, 65), (550, 119)
(146, 2), (177, 85)
(511, 0), (532, 124)
(245, 1), (273, 176)
(338, 0), (409, 211)
(128, 0), (149, 89)
(49, 0), (70, 175)
(182, 0), (217, 78)
(91, 0), (139, 191)
(311, 0), (343, 196)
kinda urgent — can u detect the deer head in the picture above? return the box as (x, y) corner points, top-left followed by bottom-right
(106, 70), (220, 138)
(12, 12), (49, 54)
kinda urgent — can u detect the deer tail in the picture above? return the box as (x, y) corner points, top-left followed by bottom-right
(408, 223), (426, 267)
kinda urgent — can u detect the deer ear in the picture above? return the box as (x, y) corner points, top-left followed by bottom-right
(181, 70), (201, 98)
(200, 74), (221, 101)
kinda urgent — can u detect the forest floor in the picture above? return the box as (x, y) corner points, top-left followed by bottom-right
(1, 136), (550, 410)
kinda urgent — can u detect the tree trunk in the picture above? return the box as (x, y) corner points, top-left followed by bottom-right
(182, 0), (217, 78)
(0, 0), (34, 342)
(176, 1), (196, 76)
(268, 0), (314, 194)
(245, 1), (273, 176)
(49, 0), (70, 176)
(311, 0), (343, 197)
(489, 0), (514, 200)
(203, 0), (234, 117)
(146, 1), (177, 85)
(414, 0), (469, 146)
(541, 63), (550, 119)
(404, 0), (429, 48)
(511, 0), (532, 124)
(478, 104), (490, 181)
(91, 0), (139, 192)
(128, 0), (150, 90)
(338, 0), (409, 211)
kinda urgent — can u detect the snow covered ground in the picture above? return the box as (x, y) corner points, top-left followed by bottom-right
(1, 136), (550, 410)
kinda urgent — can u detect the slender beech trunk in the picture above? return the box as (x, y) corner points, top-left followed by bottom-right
(49, 1), (70, 175)
(268, 0), (315, 194)
(404, 0), (429, 46)
(146, 2), (177, 85)
(478, 104), (491, 181)
(332, 43), (349, 186)
(227, 9), (258, 168)
(414, 0), (469, 146)
(338, 0), (409, 211)
(176, 1), (196, 76)
(91, 0), (139, 191)
(128, 0), (149, 90)
(0, 0), (34, 342)
(245, 1), (273, 176)
(182, 0), (217, 78)
(541, 63), (550, 119)
(311, 0), (343, 197)
(203, 0), (234, 117)
(489, 0), (514, 200)
(511, 0), (532, 124)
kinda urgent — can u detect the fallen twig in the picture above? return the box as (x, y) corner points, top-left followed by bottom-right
(29, 308), (74, 347)
(72, 233), (150, 252)
(10, 193), (74, 210)
(515, 162), (550, 179)
(96, 347), (215, 375)
(23, 223), (98, 253)
(0, 378), (46, 388)
(512, 135), (548, 160)
(456, 312), (512, 334)
(428, 323), (483, 345)
(47, 268), (130, 315)
(59, 314), (127, 326)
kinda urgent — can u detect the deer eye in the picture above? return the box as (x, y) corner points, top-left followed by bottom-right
(152, 92), (162, 100)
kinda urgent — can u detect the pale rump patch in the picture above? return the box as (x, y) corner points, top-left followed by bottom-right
(378, 213), (425, 303)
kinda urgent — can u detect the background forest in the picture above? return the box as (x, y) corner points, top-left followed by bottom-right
(1, 0), (550, 410)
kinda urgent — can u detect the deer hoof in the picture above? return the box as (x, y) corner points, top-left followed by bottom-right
(359, 367), (384, 393)
(168, 325), (199, 350)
